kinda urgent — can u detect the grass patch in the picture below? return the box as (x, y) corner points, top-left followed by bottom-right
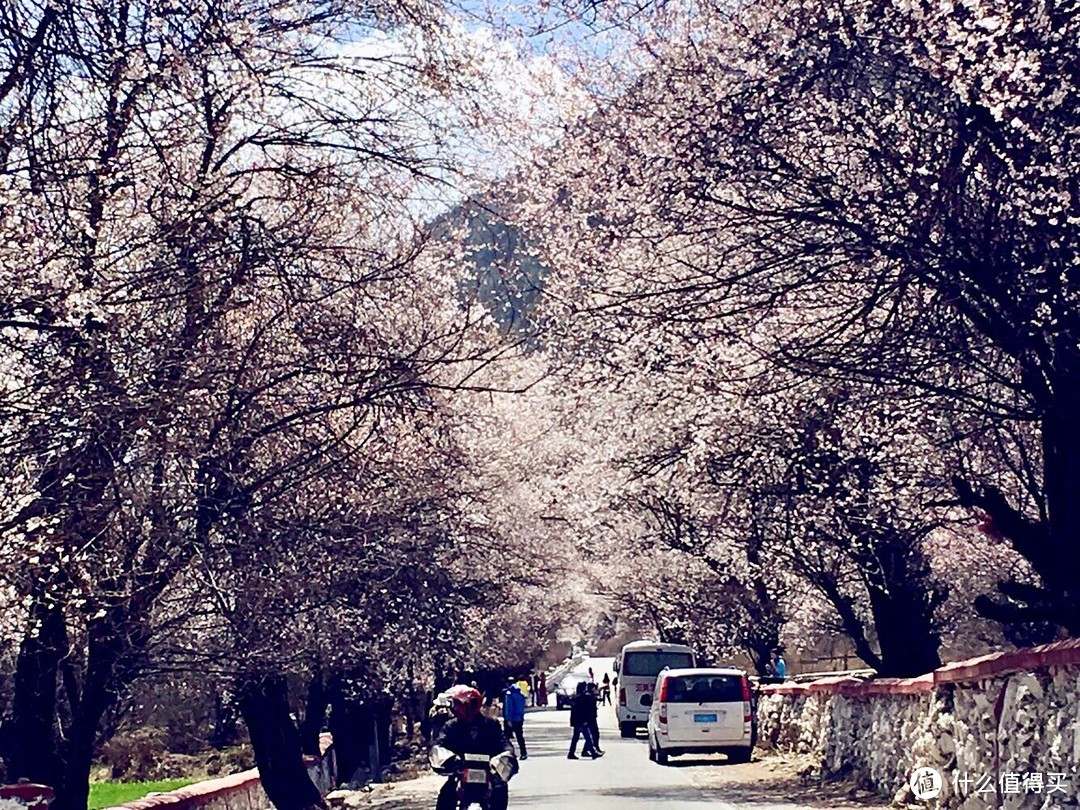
(88, 779), (198, 810)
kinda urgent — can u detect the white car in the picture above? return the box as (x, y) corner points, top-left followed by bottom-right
(645, 667), (753, 765)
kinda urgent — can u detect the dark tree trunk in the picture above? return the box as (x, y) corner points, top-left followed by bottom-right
(327, 681), (372, 787)
(238, 675), (325, 810)
(958, 382), (1080, 635)
(741, 539), (783, 677)
(5, 599), (65, 788)
(815, 575), (883, 673)
(55, 609), (150, 810)
(299, 670), (328, 757)
(375, 697), (393, 767)
(420, 690), (435, 744)
(738, 591), (780, 677)
(1040, 399), (1080, 632)
(744, 639), (777, 678)
(864, 540), (943, 678)
(401, 668), (417, 743)
(57, 703), (100, 810)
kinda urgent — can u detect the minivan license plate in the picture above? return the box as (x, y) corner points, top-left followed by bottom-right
(694, 713), (718, 723)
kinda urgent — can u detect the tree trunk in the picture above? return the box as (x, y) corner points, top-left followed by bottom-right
(1041, 398), (1080, 633)
(865, 541), (943, 678)
(375, 697), (393, 768)
(420, 690), (434, 744)
(4, 598), (65, 788)
(239, 675), (325, 810)
(816, 576), (883, 672)
(57, 708), (100, 810)
(327, 681), (372, 787)
(961, 386), (1080, 635)
(55, 609), (149, 810)
(299, 670), (328, 757)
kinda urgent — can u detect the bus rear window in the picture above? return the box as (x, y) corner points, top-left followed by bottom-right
(622, 651), (694, 676)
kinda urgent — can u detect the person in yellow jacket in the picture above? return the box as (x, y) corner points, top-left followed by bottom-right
(516, 678), (531, 701)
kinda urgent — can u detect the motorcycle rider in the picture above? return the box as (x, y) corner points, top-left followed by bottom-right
(433, 686), (516, 810)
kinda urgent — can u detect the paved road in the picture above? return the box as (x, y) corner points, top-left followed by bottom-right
(503, 655), (860, 810)
(513, 702), (731, 809)
(349, 655), (885, 810)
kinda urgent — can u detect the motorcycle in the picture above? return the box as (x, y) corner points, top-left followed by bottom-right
(430, 745), (515, 810)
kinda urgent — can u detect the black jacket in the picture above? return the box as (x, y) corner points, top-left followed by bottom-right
(434, 716), (513, 758)
(569, 693), (597, 727)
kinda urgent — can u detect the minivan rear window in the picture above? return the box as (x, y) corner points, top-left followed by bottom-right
(666, 674), (743, 703)
(622, 651), (694, 676)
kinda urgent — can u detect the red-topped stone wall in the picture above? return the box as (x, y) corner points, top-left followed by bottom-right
(755, 641), (1080, 809)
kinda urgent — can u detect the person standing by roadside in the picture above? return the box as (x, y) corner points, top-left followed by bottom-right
(567, 681), (602, 759)
(537, 672), (548, 708)
(516, 676), (531, 707)
(502, 678), (528, 760)
(769, 648), (788, 679)
(600, 672), (611, 705)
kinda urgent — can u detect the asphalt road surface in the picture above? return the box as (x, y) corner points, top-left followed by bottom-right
(347, 655), (887, 810)
(503, 656), (843, 810)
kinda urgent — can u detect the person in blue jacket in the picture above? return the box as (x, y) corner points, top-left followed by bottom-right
(502, 678), (528, 759)
(769, 648), (788, 679)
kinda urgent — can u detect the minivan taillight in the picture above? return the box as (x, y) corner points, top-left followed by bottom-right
(618, 688), (626, 706)
(658, 677), (669, 724)
(741, 676), (752, 723)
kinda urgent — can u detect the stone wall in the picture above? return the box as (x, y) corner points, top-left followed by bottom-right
(103, 734), (336, 810)
(756, 640), (1080, 808)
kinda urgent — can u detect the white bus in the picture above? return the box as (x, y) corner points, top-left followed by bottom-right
(614, 640), (696, 737)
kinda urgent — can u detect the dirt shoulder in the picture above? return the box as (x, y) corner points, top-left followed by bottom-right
(688, 751), (894, 809)
(327, 775), (442, 810)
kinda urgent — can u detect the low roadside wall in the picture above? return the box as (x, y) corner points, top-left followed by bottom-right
(756, 640), (1080, 808)
(103, 734), (336, 810)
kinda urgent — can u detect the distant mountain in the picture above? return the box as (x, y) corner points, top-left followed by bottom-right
(453, 202), (550, 347)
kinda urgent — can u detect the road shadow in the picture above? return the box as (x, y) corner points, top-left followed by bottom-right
(665, 755), (740, 767)
(700, 778), (890, 808)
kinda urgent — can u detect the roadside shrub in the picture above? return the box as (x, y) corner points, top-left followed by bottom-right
(99, 728), (169, 780)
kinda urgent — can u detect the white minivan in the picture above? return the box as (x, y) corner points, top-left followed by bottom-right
(614, 640), (696, 737)
(645, 667), (753, 764)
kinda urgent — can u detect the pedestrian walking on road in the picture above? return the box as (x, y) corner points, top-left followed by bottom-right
(502, 679), (528, 760)
(600, 673), (611, 705)
(568, 681), (602, 759)
(586, 682), (604, 754)
(537, 672), (548, 708)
